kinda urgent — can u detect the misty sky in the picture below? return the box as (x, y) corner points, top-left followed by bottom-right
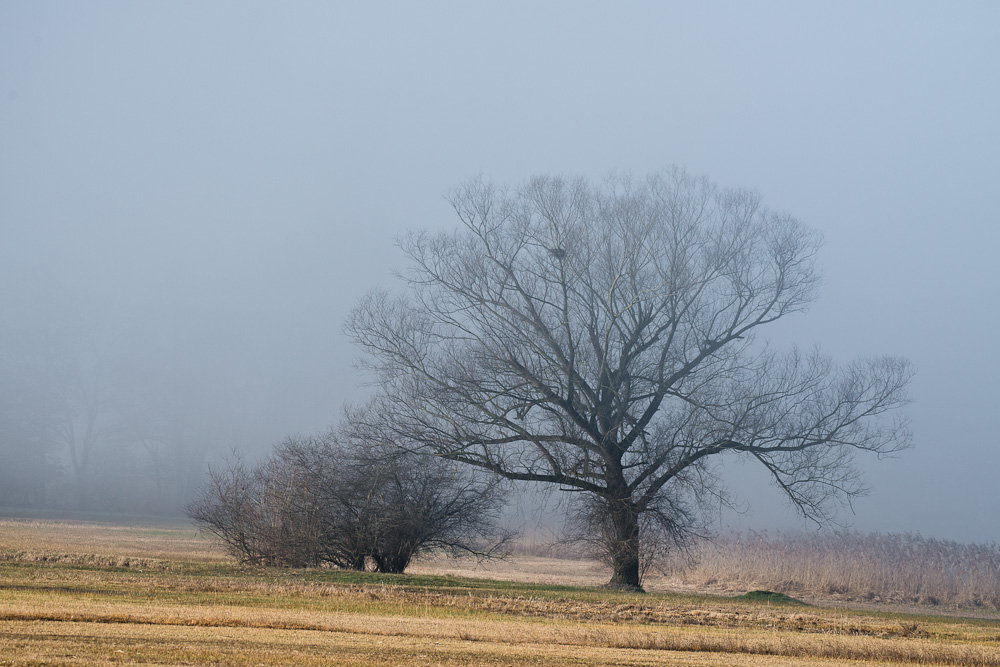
(2, 2), (998, 540)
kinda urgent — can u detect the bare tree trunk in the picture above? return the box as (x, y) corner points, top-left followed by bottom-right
(607, 499), (642, 591)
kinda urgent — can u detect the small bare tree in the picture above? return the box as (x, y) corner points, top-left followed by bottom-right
(187, 450), (279, 565)
(276, 429), (511, 573)
(188, 426), (511, 572)
(346, 168), (913, 590)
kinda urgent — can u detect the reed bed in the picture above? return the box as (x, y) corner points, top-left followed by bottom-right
(657, 531), (1000, 610)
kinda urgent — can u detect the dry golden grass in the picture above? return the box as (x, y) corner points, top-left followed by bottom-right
(411, 552), (610, 588)
(0, 516), (225, 563)
(4, 618), (900, 667)
(3, 517), (1000, 666)
(4, 588), (1000, 666)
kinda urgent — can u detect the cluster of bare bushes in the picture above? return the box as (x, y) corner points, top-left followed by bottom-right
(652, 531), (1000, 609)
(187, 430), (510, 572)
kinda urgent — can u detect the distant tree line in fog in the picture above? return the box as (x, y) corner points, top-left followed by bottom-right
(0, 335), (242, 514)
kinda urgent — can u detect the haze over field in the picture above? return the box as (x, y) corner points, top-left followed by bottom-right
(1, 2), (997, 541)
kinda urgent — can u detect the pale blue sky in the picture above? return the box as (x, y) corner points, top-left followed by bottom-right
(2, 1), (998, 539)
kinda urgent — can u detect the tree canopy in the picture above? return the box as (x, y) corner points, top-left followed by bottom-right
(347, 168), (912, 589)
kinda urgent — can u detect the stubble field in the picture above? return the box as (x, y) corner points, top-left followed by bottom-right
(2, 517), (1000, 666)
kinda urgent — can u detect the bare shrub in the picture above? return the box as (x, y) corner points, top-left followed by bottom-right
(188, 430), (512, 572)
(186, 451), (285, 566)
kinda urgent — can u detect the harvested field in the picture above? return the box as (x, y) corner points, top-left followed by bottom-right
(2, 517), (1000, 666)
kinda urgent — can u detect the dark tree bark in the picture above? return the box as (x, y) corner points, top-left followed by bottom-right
(606, 501), (641, 590)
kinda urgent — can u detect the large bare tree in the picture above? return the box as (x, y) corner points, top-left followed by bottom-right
(347, 168), (912, 590)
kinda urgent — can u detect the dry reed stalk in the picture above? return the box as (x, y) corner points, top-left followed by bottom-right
(649, 531), (1000, 610)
